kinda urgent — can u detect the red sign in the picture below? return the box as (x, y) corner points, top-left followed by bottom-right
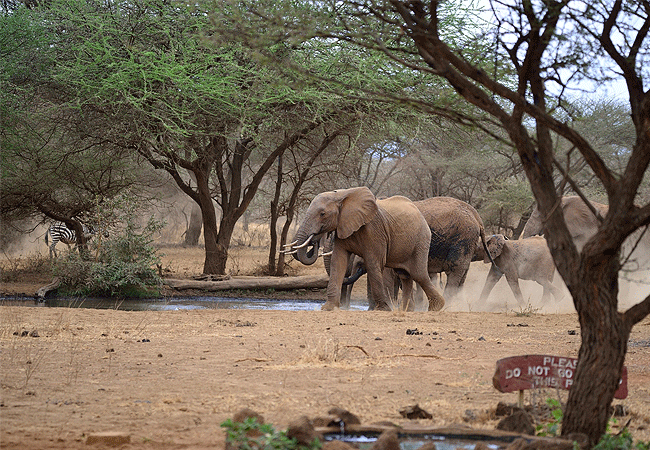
(493, 355), (627, 399)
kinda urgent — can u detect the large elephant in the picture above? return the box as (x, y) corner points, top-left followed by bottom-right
(415, 197), (491, 301)
(288, 187), (445, 311)
(521, 196), (650, 271)
(479, 234), (564, 306)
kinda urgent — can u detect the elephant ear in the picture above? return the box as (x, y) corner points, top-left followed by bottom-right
(337, 187), (379, 239)
(485, 234), (507, 263)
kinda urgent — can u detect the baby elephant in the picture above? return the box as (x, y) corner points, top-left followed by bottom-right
(479, 234), (564, 306)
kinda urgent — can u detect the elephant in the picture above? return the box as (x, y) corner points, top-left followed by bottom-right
(478, 234), (564, 306)
(414, 197), (491, 301)
(318, 196), (492, 309)
(287, 186), (445, 311)
(520, 196), (609, 251)
(521, 196), (650, 272)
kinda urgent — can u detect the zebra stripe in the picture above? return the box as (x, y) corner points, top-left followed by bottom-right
(45, 222), (95, 257)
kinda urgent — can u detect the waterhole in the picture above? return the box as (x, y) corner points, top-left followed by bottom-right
(1, 296), (368, 311)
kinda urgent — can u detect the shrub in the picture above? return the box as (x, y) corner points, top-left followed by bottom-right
(536, 398), (649, 450)
(221, 417), (321, 450)
(54, 215), (163, 298)
(594, 429), (649, 450)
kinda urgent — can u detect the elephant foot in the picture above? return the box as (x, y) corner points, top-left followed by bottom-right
(321, 301), (340, 311)
(374, 301), (391, 311)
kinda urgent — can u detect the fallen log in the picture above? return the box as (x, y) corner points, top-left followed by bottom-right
(163, 274), (329, 291)
(35, 277), (61, 300)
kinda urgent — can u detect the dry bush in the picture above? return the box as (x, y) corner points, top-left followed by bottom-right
(0, 253), (51, 283)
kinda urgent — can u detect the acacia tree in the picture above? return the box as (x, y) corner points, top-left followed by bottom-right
(41, 0), (383, 274)
(0, 6), (140, 251)
(218, 0), (650, 443)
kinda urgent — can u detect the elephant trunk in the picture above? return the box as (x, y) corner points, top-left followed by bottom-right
(292, 232), (321, 266)
(343, 265), (366, 286)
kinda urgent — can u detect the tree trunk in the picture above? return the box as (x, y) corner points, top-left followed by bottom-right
(268, 155), (283, 274)
(184, 202), (202, 246)
(275, 214), (294, 277)
(212, 216), (238, 275)
(194, 171), (221, 275)
(561, 253), (629, 444)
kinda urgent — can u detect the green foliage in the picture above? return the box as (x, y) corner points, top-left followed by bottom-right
(54, 204), (164, 298)
(221, 417), (321, 450)
(535, 398), (649, 450)
(536, 397), (564, 437)
(594, 429), (649, 450)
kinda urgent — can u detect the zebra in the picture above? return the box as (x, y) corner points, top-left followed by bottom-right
(45, 221), (96, 258)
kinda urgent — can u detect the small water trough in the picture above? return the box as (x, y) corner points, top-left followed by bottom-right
(317, 425), (546, 450)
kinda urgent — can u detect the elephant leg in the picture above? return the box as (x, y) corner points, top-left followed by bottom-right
(340, 284), (352, 309)
(412, 279), (428, 311)
(443, 268), (468, 301)
(550, 284), (565, 302)
(540, 280), (564, 303)
(387, 268), (401, 303)
(410, 270), (444, 311)
(400, 276), (415, 311)
(323, 249), (349, 311)
(366, 278), (375, 310)
(366, 262), (391, 311)
(504, 271), (526, 306)
(479, 266), (503, 302)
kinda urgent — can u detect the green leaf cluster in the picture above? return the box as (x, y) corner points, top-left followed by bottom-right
(536, 398), (564, 437)
(221, 417), (321, 450)
(594, 429), (649, 450)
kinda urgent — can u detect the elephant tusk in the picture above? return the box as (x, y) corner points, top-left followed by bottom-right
(292, 234), (314, 249)
(320, 250), (333, 257)
(282, 240), (298, 249)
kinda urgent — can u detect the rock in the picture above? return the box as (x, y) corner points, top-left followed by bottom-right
(370, 429), (400, 450)
(322, 440), (356, 450)
(85, 431), (130, 446)
(495, 401), (519, 417)
(286, 416), (319, 447)
(496, 410), (535, 435)
(312, 416), (334, 427)
(399, 404), (432, 419)
(232, 408), (264, 424)
(226, 409), (265, 450)
(326, 408), (361, 427)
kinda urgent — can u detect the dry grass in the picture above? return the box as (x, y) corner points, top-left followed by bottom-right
(0, 252), (52, 283)
(157, 243), (326, 279)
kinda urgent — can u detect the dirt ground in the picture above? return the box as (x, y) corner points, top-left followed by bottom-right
(1, 245), (650, 449)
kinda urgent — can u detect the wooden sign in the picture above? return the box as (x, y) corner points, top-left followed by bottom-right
(493, 355), (627, 399)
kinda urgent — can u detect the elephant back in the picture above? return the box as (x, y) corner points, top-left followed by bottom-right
(414, 197), (482, 267)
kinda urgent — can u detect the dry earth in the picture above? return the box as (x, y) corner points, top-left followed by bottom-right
(1, 245), (650, 449)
